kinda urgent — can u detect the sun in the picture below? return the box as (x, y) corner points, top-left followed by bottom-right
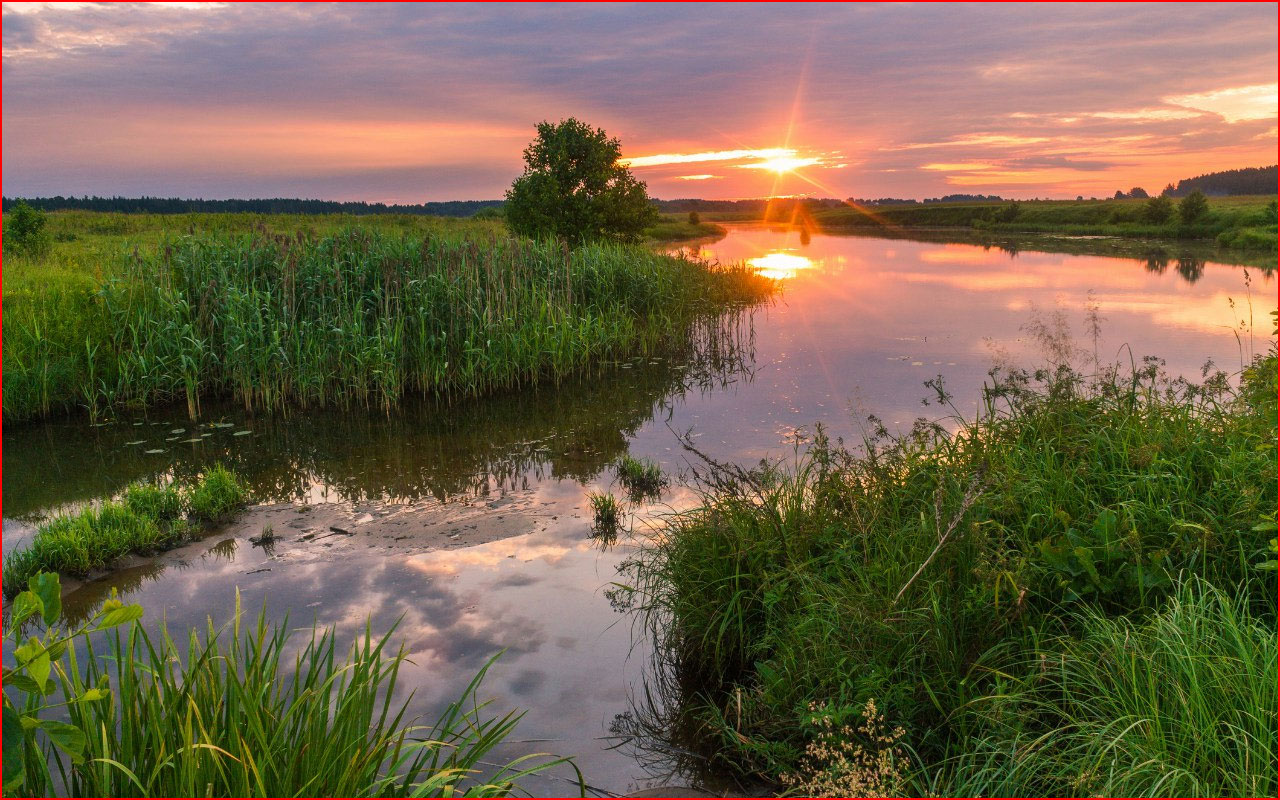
(753, 155), (821, 174)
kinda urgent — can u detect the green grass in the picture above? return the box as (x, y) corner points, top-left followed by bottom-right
(184, 464), (249, 522)
(588, 491), (624, 542)
(2, 467), (249, 595)
(930, 578), (1276, 798)
(643, 216), (727, 243)
(615, 455), (666, 501)
(3, 213), (772, 422)
(4, 573), (579, 797)
(629, 341), (1277, 795)
(810, 195), (1277, 250)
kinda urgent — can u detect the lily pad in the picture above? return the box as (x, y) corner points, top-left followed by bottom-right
(232, 430), (252, 437)
(124, 440), (146, 446)
(144, 449), (166, 454)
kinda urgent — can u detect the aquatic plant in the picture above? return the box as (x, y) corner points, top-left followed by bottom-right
(615, 455), (666, 501)
(2, 467), (250, 595)
(588, 492), (623, 542)
(2, 573), (580, 797)
(629, 346), (1277, 793)
(3, 224), (772, 421)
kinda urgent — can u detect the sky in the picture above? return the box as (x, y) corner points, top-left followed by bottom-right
(2, 2), (1276, 203)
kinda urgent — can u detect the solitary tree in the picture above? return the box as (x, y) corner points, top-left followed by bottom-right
(688, 210), (701, 226)
(1178, 190), (1209, 224)
(1128, 186), (1149, 199)
(505, 118), (658, 244)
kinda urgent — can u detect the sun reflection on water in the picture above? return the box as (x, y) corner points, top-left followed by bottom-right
(748, 252), (814, 280)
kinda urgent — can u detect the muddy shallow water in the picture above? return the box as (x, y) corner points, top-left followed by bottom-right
(3, 226), (1274, 795)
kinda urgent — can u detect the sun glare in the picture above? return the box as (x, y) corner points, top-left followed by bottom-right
(747, 156), (822, 174)
(748, 252), (814, 280)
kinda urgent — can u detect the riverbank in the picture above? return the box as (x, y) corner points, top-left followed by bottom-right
(3, 212), (771, 422)
(643, 216), (728, 244)
(807, 195), (1278, 252)
(631, 344), (1278, 796)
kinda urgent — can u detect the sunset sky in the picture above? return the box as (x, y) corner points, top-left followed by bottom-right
(3, 2), (1276, 203)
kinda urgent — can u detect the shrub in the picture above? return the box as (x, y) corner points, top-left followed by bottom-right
(1141, 195), (1175, 224)
(992, 200), (1020, 223)
(1178, 190), (1209, 224)
(4, 200), (52, 258)
(688, 211), (701, 226)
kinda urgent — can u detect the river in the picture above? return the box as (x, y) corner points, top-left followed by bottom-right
(3, 225), (1273, 795)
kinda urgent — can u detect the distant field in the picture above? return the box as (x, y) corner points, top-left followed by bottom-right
(808, 195), (1277, 250)
(3, 211), (505, 294)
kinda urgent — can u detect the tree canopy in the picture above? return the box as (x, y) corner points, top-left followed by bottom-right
(504, 118), (657, 244)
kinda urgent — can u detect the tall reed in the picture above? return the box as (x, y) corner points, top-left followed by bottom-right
(4, 228), (772, 421)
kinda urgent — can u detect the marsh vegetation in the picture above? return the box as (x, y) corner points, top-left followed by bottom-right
(3, 214), (771, 422)
(2, 467), (249, 596)
(625, 335), (1277, 796)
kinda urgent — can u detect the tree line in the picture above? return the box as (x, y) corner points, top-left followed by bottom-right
(0, 195), (506, 217)
(1163, 165), (1277, 197)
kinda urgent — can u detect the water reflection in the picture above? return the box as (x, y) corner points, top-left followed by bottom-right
(3, 312), (756, 522)
(746, 252), (814, 281)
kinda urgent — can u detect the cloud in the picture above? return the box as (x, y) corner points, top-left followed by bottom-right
(621, 148), (793, 168)
(2, 2), (1275, 201)
(1164, 83), (1278, 123)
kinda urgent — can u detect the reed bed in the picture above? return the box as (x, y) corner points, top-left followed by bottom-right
(4, 227), (772, 421)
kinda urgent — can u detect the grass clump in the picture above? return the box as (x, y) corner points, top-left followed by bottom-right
(120, 482), (184, 522)
(588, 492), (624, 542)
(615, 455), (666, 501)
(4, 572), (579, 797)
(184, 464), (248, 521)
(3, 467), (250, 595)
(631, 342), (1277, 795)
(934, 579), (1276, 798)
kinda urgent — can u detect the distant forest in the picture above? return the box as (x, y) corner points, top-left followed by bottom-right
(4, 165), (1273, 217)
(0, 196), (505, 217)
(1164, 165), (1277, 197)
